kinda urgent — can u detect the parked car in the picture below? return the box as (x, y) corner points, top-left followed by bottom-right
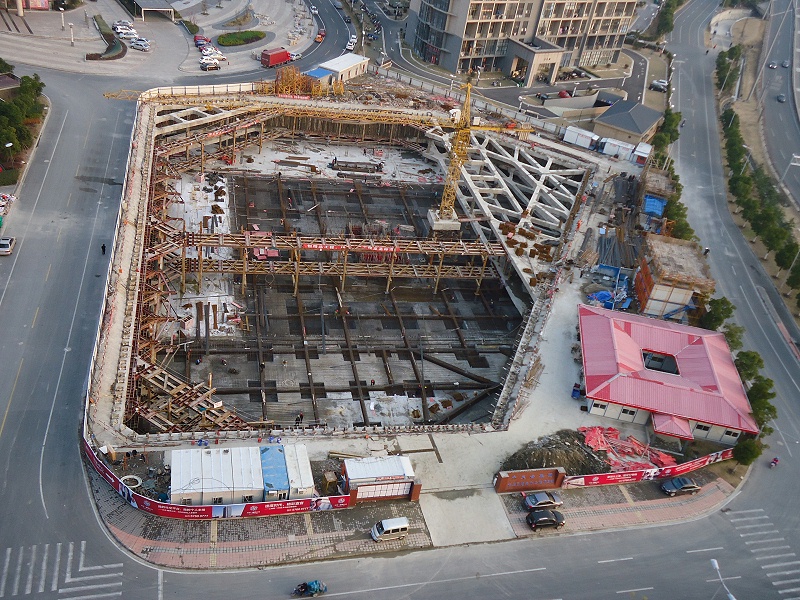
(314, 33), (324, 42)
(522, 491), (564, 511)
(118, 30), (139, 40)
(201, 62), (221, 71)
(345, 40), (355, 51)
(113, 20), (133, 28)
(0, 236), (16, 256)
(206, 52), (226, 61)
(344, 16), (351, 22)
(132, 37), (150, 45)
(782, 59), (791, 68)
(660, 477), (701, 497)
(777, 94), (787, 103)
(131, 40), (150, 51)
(201, 45), (220, 55)
(112, 23), (134, 33)
(525, 509), (565, 531)
(199, 56), (219, 66)
(769, 61), (778, 69)
(366, 33), (378, 40)
(310, 5), (318, 14)
(289, 52), (302, 61)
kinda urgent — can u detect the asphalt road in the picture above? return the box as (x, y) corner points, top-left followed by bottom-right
(760, 0), (800, 196)
(0, 0), (799, 597)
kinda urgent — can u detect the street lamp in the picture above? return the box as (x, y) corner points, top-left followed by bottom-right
(710, 559), (737, 600)
(780, 154), (800, 183)
(69, 22), (74, 46)
(739, 144), (751, 176)
(3, 142), (12, 168)
(59, 7), (64, 31)
(449, 74), (456, 92)
(518, 96), (525, 111)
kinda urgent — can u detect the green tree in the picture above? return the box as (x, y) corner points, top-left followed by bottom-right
(776, 240), (800, 271)
(732, 437), (763, 466)
(747, 375), (778, 435)
(787, 261), (800, 290)
(699, 297), (735, 330)
(722, 323), (745, 351)
(734, 350), (764, 381)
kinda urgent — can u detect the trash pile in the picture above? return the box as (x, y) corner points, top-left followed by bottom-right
(579, 426), (677, 471)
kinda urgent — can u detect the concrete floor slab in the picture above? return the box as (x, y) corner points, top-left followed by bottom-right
(419, 487), (516, 546)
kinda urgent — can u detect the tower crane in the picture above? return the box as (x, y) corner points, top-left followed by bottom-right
(428, 84), (537, 233)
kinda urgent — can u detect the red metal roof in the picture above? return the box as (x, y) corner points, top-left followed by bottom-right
(578, 305), (759, 435)
(652, 414), (694, 440)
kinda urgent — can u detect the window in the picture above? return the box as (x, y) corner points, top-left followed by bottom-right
(621, 408), (636, 416)
(180, 498), (193, 505)
(724, 430), (740, 438)
(242, 495), (254, 503)
(695, 424), (711, 432)
(211, 497), (224, 505)
(593, 402), (607, 410)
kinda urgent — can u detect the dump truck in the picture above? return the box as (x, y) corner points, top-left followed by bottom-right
(261, 48), (291, 68)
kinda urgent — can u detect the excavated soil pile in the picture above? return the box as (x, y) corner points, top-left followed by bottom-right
(501, 429), (611, 475)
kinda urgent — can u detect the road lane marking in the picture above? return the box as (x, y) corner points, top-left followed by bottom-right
(598, 558), (634, 563)
(730, 515), (771, 522)
(0, 359), (24, 442)
(705, 576), (741, 582)
(752, 546), (792, 553)
(31, 306), (39, 328)
(741, 530), (781, 537)
(774, 579), (800, 585)
(0, 547), (10, 597)
(758, 554), (797, 561)
(770, 570), (800, 577)
(320, 567), (547, 597)
(38, 544), (48, 593)
(45, 263), (51, 281)
(747, 538), (786, 544)
(616, 588), (653, 594)
(52, 543), (61, 591)
(11, 548), (21, 597)
(763, 561), (800, 569)
(779, 588), (800, 595)
(687, 547), (724, 553)
(25, 545), (35, 595)
(725, 509), (764, 514)
(736, 523), (774, 529)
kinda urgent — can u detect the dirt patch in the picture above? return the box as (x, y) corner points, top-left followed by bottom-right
(501, 429), (611, 475)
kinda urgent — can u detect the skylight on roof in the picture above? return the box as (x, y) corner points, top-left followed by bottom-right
(642, 350), (679, 375)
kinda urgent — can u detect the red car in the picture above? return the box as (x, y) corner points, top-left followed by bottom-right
(194, 35), (211, 47)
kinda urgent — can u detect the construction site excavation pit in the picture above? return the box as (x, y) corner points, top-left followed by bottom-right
(94, 84), (592, 446)
(156, 171), (525, 431)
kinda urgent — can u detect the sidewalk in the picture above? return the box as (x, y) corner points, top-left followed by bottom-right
(90, 460), (737, 569)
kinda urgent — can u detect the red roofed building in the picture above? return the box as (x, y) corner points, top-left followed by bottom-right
(578, 304), (758, 445)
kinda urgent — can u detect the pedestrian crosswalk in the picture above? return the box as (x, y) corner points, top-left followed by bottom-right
(0, 542), (123, 599)
(726, 508), (800, 599)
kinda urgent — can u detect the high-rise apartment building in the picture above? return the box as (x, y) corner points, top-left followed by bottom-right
(406, 0), (637, 86)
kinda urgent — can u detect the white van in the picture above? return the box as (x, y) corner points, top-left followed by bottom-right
(370, 517), (409, 542)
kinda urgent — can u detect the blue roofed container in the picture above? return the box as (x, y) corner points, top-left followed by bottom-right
(260, 445), (290, 501)
(643, 194), (667, 217)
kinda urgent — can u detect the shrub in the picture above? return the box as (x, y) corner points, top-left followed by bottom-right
(216, 31), (266, 46)
(0, 168), (18, 186)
